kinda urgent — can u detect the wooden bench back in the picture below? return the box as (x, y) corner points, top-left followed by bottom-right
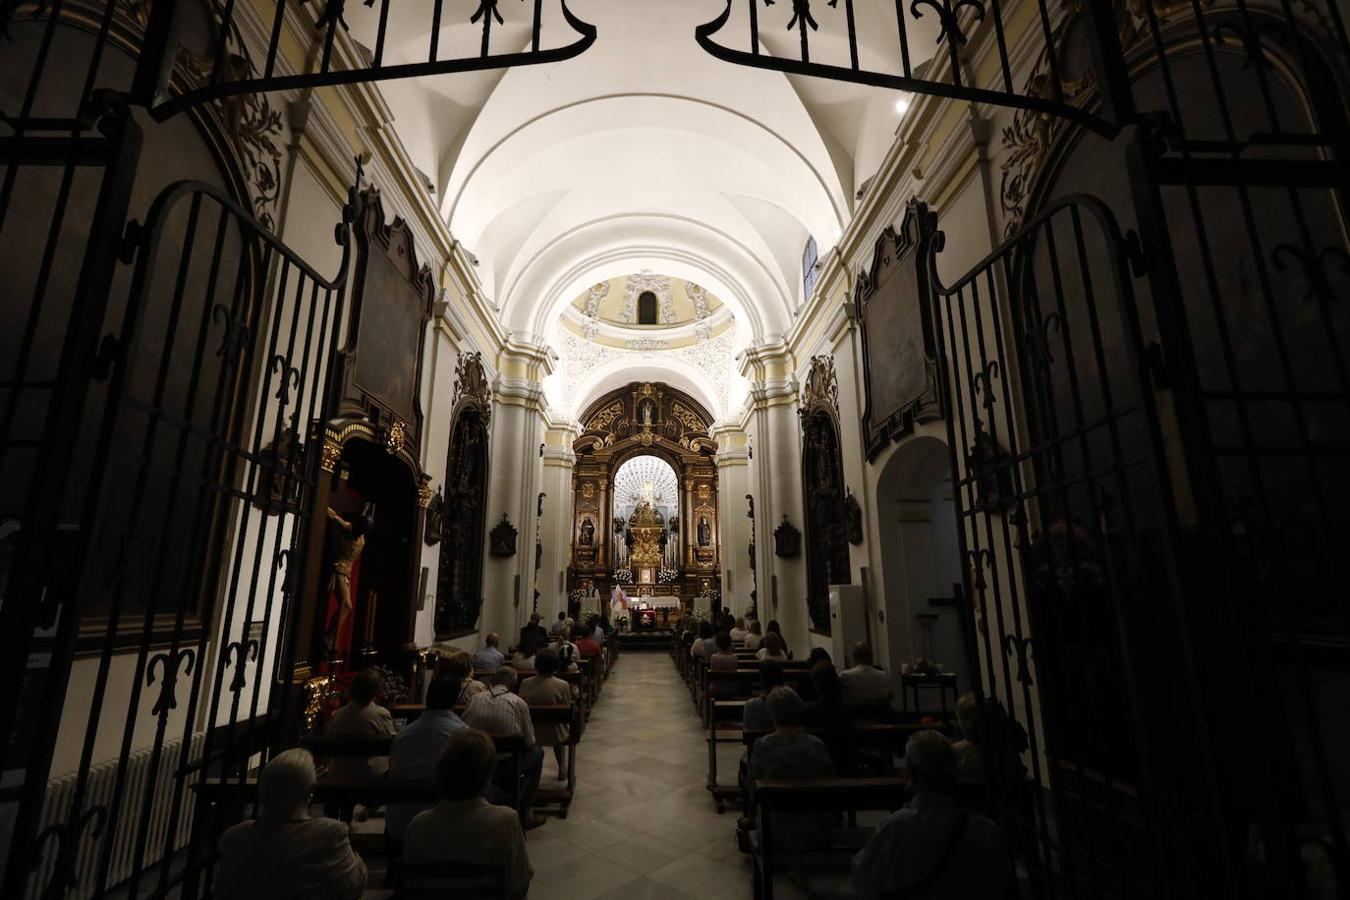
(752, 777), (912, 811)
(302, 732), (531, 758)
(389, 703), (576, 731)
(396, 860), (507, 900)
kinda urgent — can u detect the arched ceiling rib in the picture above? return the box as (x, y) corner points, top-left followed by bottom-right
(357, 0), (928, 342)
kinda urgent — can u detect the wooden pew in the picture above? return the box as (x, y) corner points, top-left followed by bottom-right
(748, 777), (913, 900)
(301, 731), (533, 814)
(396, 860), (508, 899)
(386, 703), (583, 818)
(706, 700), (748, 811)
(185, 776), (441, 900)
(701, 670), (818, 810)
(522, 704), (584, 818)
(742, 723), (926, 779)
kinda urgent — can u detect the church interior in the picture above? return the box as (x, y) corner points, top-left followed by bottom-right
(1, 0), (1347, 897)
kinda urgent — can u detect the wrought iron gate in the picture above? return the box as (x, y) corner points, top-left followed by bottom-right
(925, 194), (1231, 897)
(3, 167), (353, 898)
(0, 2), (603, 896)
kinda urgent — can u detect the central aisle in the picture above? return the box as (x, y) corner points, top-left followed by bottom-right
(523, 652), (755, 900)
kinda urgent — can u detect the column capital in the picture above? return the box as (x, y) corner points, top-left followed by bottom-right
(494, 375), (548, 412)
(497, 334), (557, 382)
(710, 423), (750, 467)
(748, 377), (797, 408)
(738, 337), (793, 382)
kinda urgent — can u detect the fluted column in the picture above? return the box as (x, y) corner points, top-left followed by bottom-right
(538, 418), (578, 623)
(740, 341), (810, 650)
(712, 424), (752, 618)
(481, 338), (554, 642)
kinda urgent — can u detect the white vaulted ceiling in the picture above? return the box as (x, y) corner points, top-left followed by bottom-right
(344, 0), (927, 343)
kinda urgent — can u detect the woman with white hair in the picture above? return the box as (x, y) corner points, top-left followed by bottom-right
(215, 748), (366, 900)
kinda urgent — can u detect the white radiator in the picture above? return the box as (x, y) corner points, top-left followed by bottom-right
(28, 733), (205, 900)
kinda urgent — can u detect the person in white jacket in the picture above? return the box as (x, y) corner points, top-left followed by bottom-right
(215, 749), (366, 900)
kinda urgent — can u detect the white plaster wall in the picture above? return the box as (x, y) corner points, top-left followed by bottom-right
(410, 314), (462, 649)
(751, 393), (811, 651)
(537, 450), (577, 624)
(479, 394), (546, 644)
(714, 451), (753, 616)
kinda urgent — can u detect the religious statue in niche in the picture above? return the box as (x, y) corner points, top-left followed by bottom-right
(698, 516), (711, 547)
(640, 400), (656, 426)
(579, 517), (595, 546)
(324, 505), (374, 655)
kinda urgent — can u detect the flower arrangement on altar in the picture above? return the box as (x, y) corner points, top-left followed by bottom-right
(656, 566), (680, 584)
(689, 607), (712, 625)
(612, 567), (633, 584)
(697, 588), (722, 607)
(568, 588), (585, 607)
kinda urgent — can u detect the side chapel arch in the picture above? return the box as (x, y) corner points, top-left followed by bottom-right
(297, 188), (434, 672)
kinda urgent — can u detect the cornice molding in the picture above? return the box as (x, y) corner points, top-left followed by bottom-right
(542, 446), (579, 467)
(749, 376), (798, 406)
(498, 335), (558, 382)
(494, 375), (549, 412)
(738, 338), (793, 381)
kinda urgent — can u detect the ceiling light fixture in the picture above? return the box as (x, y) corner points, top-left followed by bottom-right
(895, 96), (911, 115)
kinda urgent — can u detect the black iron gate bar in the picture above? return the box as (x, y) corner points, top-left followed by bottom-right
(138, 0), (598, 119)
(925, 194), (1223, 894)
(1127, 130), (1350, 887)
(3, 172), (353, 900)
(0, 98), (144, 900)
(694, 0), (1123, 137)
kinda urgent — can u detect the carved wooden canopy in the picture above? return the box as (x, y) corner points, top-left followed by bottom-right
(451, 351), (493, 424)
(856, 200), (944, 459)
(574, 382), (717, 458)
(800, 355), (840, 421)
(322, 187), (434, 481)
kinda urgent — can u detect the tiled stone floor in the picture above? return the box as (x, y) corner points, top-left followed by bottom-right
(520, 650), (763, 900)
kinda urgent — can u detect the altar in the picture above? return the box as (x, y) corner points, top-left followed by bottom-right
(631, 596), (682, 629)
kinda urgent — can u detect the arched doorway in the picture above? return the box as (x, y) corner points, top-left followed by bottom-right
(875, 435), (968, 693)
(610, 454), (681, 586)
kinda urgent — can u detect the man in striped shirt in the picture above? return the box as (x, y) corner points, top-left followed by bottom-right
(464, 668), (546, 830)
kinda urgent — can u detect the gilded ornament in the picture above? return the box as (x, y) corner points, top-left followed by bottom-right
(320, 438), (343, 473)
(385, 420), (406, 455)
(302, 675), (332, 734)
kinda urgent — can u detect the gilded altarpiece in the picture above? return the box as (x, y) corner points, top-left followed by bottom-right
(570, 383), (721, 600)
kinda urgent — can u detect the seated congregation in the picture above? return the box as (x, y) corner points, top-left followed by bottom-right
(676, 610), (1021, 899)
(207, 615), (613, 900)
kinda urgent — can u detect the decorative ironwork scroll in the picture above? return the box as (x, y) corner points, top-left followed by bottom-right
(140, 0), (598, 120)
(694, 0), (1117, 137)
